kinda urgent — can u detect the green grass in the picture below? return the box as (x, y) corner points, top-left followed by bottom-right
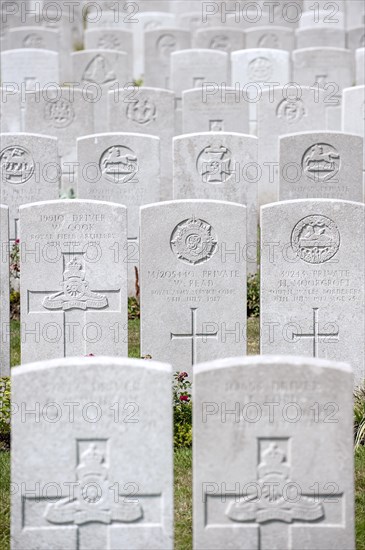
(2, 318), (365, 549)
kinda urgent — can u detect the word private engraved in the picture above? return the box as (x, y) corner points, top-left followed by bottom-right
(44, 98), (75, 128)
(302, 144), (340, 182)
(0, 146), (35, 184)
(45, 442), (143, 525)
(82, 54), (116, 85)
(248, 57), (273, 82)
(276, 98), (306, 123)
(170, 217), (218, 265)
(99, 145), (138, 184)
(42, 258), (108, 311)
(126, 97), (157, 125)
(226, 442), (325, 524)
(196, 145), (233, 184)
(291, 215), (340, 264)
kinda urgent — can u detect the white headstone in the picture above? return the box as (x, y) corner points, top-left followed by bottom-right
(77, 133), (160, 296)
(12, 356), (173, 550)
(245, 26), (295, 51)
(0, 133), (60, 240)
(182, 86), (250, 135)
(279, 132), (363, 202)
(84, 28), (134, 81)
(107, 86), (174, 201)
(0, 204), (10, 376)
(6, 26), (60, 51)
(347, 27), (365, 53)
(144, 28), (191, 89)
(193, 355), (355, 550)
(192, 27), (245, 52)
(257, 86), (327, 204)
(20, 199), (128, 363)
(173, 132), (258, 273)
(356, 48), (365, 85)
(342, 85), (365, 192)
(299, 10), (345, 29)
(0, 87), (22, 133)
(292, 48), (353, 93)
(295, 28), (346, 49)
(0, 48), (59, 91)
(261, 199), (365, 386)
(140, 200), (247, 375)
(23, 88), (94, 192)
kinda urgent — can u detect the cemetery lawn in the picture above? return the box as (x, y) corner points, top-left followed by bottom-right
(1, 318), (365, 549)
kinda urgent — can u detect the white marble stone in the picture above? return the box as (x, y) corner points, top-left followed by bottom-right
(140, 200), (247, 375)
(12, 356), (173, 550)
(193, 355), (355, 549)
(192, 27), (245, 52)
(292, 48), (353, 93)
(0, 48), (59, 90)
(20, 200), (128, 363)
(77, 133), (160, 296)
(173, 132), (258, 273)
(279, 132), (363, 202)
(182, 87), (249, 135)
(6, 26), (60, 51)
(295, 28), (346, 49)
(261, 199), (365, 386)
(0, 133), (60, 240)
(245, 26), (295, 50)
(144, 28), (191, 89)
(84, 28), (134, 81)
(356, 48), (365, 85)
(23, 87), (94, 193)
(257, 86), (327, 204)
(0, 204), (10, 376)
(342, 85), (365, 194)
(299, 10), (345, 29)
(347, 27), (365, 53)
(107, 86), (174, 201)
(0, 87), (22, 133)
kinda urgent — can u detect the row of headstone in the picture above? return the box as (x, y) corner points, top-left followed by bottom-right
(2, 46), (363, 91)
(1, 198), (364, 386)
(11, 354), (355, 549)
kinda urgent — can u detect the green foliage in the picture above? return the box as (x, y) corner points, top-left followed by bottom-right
(355, 385), (365, 449)
(133, 78), (144, 87)
(9, 240), (20, 282)
(60, 188), (76, 199)
(247, 272), (260, 318)
(173, 372), (192, 449)
(0, 378), (11, 450)
(128, 297), (140, 319)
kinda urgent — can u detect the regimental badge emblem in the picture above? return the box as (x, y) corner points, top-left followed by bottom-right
(0, 146), (35, 184)
(44, 98), (75, 128)
(42, 258), (108, 310)
(82, 54), (116, 85)
(248, 57), (273, 82)
(45, 443), (143, 525)
(226, 443), (324, 524)
(196, 145), (233, 184)
(97, 34), (121, 50)
(99, 145), (138, 184)
(126, 97), (156, 125)
(276, 98), (306, 123)
(210, 35), (230, 51)
(291, 215), (340, 264)
(156, 33), (177, 58)
(23, 33), (44, 48)
(302, 143), (340, 182)
(170, 217), (218, 265)
(258, 33), (279, 48)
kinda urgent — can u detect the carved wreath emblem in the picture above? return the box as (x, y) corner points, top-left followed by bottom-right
(291, 215), (340, 264)
(170, 217), (218, 265)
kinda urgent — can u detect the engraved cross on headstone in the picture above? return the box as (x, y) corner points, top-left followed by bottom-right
(170, 307), (218, 365)
(206, 439), (344, 550)
(291, 307), (339, 358)
(27, 250), (121, 356)
(22, 440), (162, 550)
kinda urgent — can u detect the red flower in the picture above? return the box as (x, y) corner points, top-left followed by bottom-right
(85, 353), (95, 357)
(178, 371), (189, 382)
(179, 395), (189, 402)
(15, 239), (20, 244)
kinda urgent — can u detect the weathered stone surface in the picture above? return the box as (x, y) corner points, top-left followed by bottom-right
(193, 355), (355, 550)
(20, 200), (128, 363)
(140, 200), (247, 375)
(260, 199), (365, 385)
(12, 356), (173, 549)
(0, 48), (59, 90)
(0, 204), (10, 376)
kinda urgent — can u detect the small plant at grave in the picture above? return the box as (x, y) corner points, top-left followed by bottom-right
(173, 371), (192, 449)
(10, 239), (20, 281)
(10, 290), (20, 320)
(0, 377), (11, 450)
(60, 188), (76, 199)
(133, 78), (144, 87)
(247, 272), (260, 318)
(354, 384), (365, 449)
(128, 297), (140, 319)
